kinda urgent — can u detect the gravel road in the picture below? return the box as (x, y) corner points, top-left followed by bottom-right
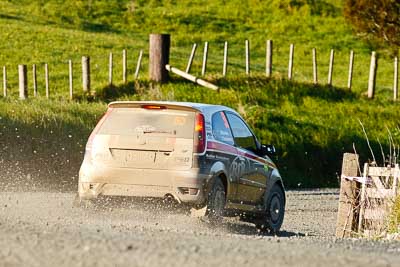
(1, 189), (399, 267)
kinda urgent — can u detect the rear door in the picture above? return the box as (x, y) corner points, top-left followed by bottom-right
(92, 106), (196, 175)
(225, 113), (267, 204)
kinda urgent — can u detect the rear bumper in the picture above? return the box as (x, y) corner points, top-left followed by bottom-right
(78, 158), (211, 204)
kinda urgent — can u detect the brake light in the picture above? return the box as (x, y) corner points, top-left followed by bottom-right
(141, 105), (166, 110)
(194, 113), (206, 153)
(85, 108), (113, 154)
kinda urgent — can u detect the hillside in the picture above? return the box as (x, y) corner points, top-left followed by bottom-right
(0, 0), (399, 189)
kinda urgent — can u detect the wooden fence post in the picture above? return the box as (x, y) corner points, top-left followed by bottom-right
(394, 56), (398, 101)
(109, 52), (113, 85)
(312, 48), (318, 84)
(18, 65), (28, 99)
(288, 44), (294, 80)
(328, 49), (334, 86)
(186, 43), (197, 73)
(149, 33), (170, 83)
(201, 42), (208, 76)
(348, 50), (354, 90)
(335, 153), (360, 238)
(32, 64), (37, 97)
(122, 49), (127, 83)
(134, 50), (143, 79)
(266, 40), (273, 77)
(245, 39), (250, 75)
(82, 56), (91, 93)
(45, 64), (49, 98)
(367, 51), (377, 99)
(69, 60), (73, 100)
(2, 66), (6, 97)
(223, 41), (228, 77)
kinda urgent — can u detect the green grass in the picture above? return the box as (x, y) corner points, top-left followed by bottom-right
(0, 0), (397, 100)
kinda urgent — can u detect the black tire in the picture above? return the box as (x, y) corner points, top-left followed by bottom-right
(257, 183), (285, 234)
(205, 178), (226, 223)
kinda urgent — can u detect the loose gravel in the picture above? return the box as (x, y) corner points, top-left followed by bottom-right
(0, 189), (399, 267)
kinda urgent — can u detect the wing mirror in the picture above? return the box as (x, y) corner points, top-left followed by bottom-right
(261, 144), (276, 156)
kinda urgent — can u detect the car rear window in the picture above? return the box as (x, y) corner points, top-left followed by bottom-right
(97, 108), (195, 138)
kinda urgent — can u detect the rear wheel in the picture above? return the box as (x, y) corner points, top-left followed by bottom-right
(205, 178), (226, 223)
(256, 184), (285, 234)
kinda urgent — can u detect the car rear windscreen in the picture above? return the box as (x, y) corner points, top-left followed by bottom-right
(97, 108), (195, 138)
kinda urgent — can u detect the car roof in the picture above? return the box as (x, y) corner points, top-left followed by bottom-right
(108, 101), (239, 116)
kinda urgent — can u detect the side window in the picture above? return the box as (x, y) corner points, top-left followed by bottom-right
(212, 111), (235, 146)
(226, 113), (257, 153)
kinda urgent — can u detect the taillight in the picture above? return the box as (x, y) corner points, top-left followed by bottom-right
(194, 113), (206, 153)
(85, 108), (113, 155)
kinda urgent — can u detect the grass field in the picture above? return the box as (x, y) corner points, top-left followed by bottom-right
(0, 0), (399, 188)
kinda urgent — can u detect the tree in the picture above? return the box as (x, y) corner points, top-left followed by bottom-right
(344, 0), (400, 54)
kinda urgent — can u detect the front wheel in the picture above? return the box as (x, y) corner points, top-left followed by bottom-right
(205, 178), (226, 223)
(257, 184), (285, 234)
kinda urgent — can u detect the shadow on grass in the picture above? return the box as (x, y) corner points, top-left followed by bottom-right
(215, 75), (358, 103)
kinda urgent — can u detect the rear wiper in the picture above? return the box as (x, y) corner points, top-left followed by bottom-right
(143, 130), (176, 135)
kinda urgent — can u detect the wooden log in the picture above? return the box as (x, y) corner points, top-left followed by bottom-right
(288, 44), (294, 80)
(122, 49), (127, 83)
(335, 153), (360, 238)
(32, 64), (37, 97)
(2, 66), (6, 97)
(166, 64), (218, 90)
(245, 39), (250, 75)
(69, 60), (73, 100)
(348, 50), (354, 90)
(134, 50), (143, 79)
(394, 57), (398, 101)
(186, 43), (197, 73)
(312, 48), (317, 84)
(149, 34), (170, 83)
(201, 42), (208, 76)
(367, 51), (377, 99)
(109, 52), (113, 85)
(18, 65), (28, 99)
(266, 40), (272, 77)
(223, 41), (228, 76)
(82, 56), (90, 93)
(328, 49), (334, 85)
(45, 63), (49, 98)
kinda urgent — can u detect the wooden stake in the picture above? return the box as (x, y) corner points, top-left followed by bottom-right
(69, 60), (73, 100)
(348, 50), (354, 90)
(109, 52), (113, 85)
(122, 49), (127, 83)
(18, 65), (28, 99)
(245, 39), (250, 75)
(312, 48), (318, 84)
(223, 41), (228, 76)
(394, 57), (398, 101)
(201, 42), (208, 76)
(328, 49), (334, 85)
(149, 34), (170, 83)
(266, 40), (272, 77)
(45, 63), (49, 98)
(2, 66), (6, 97)
(186, 43), (197, 73)
(335, 153), (360, 238)
(367, 51), (377, 99)
(288, 44), (294, 80)
(82, 56), (90, 93)
(32, 64), (37, 97)
(134, 50), (143, 79)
